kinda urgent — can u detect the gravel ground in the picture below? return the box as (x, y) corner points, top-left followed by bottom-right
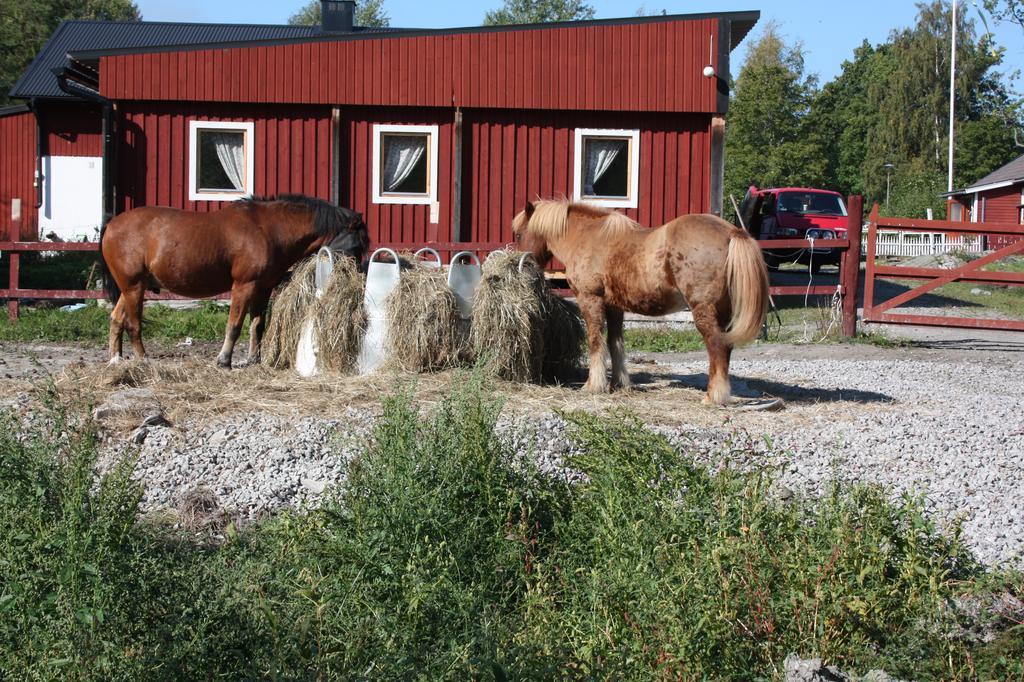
(72, 340), (1023, 568)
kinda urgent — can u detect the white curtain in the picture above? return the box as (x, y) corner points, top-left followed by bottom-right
(210, 132), (245, 191)
(383, 136), (426, 192)
(584, 139), (622, 195)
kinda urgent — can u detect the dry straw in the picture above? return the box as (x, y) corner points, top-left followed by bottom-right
(384, 263), (463, 372)
(471, 250), (584, 383)
(314, 256), (367, 373)
(261, 256), (319, 369)
(261, 254), (366, 373)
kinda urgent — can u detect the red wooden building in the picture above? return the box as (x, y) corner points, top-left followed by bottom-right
(4, 1), (758, 252)
(947, 152), (1024, 249)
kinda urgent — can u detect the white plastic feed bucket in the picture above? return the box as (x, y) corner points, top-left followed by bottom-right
(356, 247), (402, 374)
(414, 247), (442, 269)
(447, 251), (482, 320)
(295, 246), (336, 377)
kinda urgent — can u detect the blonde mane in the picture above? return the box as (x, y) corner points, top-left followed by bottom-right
(517, 200), (642, 239)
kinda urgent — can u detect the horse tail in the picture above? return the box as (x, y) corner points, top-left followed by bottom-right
(722, 228), (769, 346)
(98, 220), (120, 305)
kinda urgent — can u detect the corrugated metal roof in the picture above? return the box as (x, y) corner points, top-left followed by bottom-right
(962, 153), (1024, 192)
(0, 104), (31, 118)
(9, 20), (331, 100)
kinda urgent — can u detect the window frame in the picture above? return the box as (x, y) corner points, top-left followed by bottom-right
(187, 120), (255, 202)
(372, 124), (439, 205)
(573, 128), (640, 209)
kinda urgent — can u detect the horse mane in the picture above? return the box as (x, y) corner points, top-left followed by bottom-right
(241, 194), (358, 238)
(523, 199), (641, 239)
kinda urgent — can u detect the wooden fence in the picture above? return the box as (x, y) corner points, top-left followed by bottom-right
(863, 205), (1024, 331)
(2, 200), (866, 338)
(864, 230), (984, 258)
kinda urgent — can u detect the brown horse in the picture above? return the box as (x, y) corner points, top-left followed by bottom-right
(100, 195), (369, 368)
(512, 200), (768, 405)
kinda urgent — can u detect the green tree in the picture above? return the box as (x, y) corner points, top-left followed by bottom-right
(804, 41), (897, 197)
(982, 0), (1024, 29)
(288, 0), (390, 28)
(483, 0), (594, 25)
(1, 0), (140, 105)
(724, 23), (825, 219)
(864, 1), (1018, 215)
(798, 1), (1021, 218)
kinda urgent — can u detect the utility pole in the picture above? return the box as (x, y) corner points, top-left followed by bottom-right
(948, 0), (957, 193)
(884, 162), (894, 208)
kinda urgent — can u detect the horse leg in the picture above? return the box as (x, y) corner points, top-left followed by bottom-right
(107, 297), (127, 364)
(578, 295), (609, 393)
(691, 301), (732, 406)
(606, 306), (631, 390)
(245, 288), (271, 366)
(121, 285), (147, 361)
(217, 282), (255, 368)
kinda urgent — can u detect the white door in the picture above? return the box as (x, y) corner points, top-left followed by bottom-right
(39, 156), (103, 241)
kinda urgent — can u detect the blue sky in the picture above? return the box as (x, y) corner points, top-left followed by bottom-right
(134, 0), (1022, 88)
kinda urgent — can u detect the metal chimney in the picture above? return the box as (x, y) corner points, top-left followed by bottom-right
(321, 1), (355, 33)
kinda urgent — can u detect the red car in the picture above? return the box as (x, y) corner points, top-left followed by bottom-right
(737, 186), (848, 273)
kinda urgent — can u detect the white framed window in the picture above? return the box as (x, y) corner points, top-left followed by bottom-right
(188, 120), (255, 201)
(372, 124), (439, 205)
(573, 128), (640, 209)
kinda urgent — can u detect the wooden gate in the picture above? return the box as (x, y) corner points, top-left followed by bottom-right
(863, 205), (1024, 331)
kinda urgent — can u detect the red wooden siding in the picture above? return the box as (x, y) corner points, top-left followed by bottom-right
(0, 110), (37, 240)
(338, 107), (453, 247)
(101, 18), (721, 114)
(981, 184), (1022, 224)
(111, 102), (712, 249)
(980, 184), (1023, 249)
(38, 102), (103, 157)
(462, 109), (711, 244)
(116, 102), (333, 213)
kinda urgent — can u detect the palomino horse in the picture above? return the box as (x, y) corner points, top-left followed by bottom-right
(100, 195), (369, 367)
(512, 200), (769, 405)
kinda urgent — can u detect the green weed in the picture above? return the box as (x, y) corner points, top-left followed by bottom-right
(0, 301), (237, 344)
(624, 327), (705, 353)
(0, 378), (1020, 679)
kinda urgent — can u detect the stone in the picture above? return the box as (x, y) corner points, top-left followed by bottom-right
(783, 654), (850, 682)
(302, 478), (328, 495)
(92, 388), (160, 420)
(142, 411), (171, 428)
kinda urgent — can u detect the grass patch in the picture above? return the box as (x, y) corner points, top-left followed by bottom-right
(624, 327), (705, 353)
(0, 301), (237, 345)
(0, 251), (101, 291)
(1, 378), (1022, 678)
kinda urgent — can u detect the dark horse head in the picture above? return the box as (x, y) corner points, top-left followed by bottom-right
(248, 194), (370, 264)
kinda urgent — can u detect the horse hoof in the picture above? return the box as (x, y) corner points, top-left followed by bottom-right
(581, 382), (610, 395)
(107, 356), (123, 366)
(216, 357), (232, 369)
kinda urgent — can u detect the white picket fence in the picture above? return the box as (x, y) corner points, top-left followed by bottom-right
(863, 230), (984, 257)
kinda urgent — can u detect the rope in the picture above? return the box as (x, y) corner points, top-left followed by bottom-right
(804, 238), (815, 307)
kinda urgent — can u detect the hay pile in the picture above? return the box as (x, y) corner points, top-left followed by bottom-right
(314, 256), (367, 373)
(470, 250), (585, 383)
(384, 263), (463, 371)
(261, 255), (366, 373)
(261, 257), (319, 369)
